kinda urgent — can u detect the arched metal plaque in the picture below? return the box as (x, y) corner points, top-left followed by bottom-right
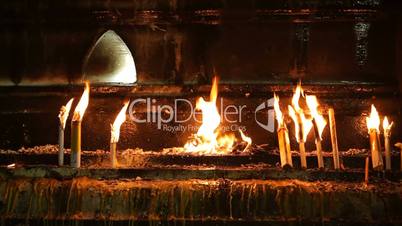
(83, 30), (137, 84)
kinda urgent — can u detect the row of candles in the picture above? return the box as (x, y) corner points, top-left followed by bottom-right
(58, 82), (129, 168)
(57, 81), (396, 171)
(273, 83), (334, 169)
(274, 83), (395, 171)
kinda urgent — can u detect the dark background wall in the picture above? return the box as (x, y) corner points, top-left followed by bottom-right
(0, 0), (399, 85)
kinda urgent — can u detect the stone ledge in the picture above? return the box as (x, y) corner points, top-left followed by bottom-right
(0, 177), (400, 224)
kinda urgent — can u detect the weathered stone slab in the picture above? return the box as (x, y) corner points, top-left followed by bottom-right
(0, 177), (401, 225)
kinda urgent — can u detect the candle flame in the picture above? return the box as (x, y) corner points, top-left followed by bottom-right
(291, 81), (304, 112)
(58, 98), (74, 129)
(239, 130), (252, 152)
(72, 82), (90, 122)
(195, 76), (221, 147)
(366, 104), (380, 132)
(217, 133), (236, 150)
(383, 116), (393, 132)
(288, 82), (312, 142)
(111, 101), (129, 143)
(184, 76), (251, 154)
(7, 163), (15, 169)
(274, 93), (284, 129)
(184, 77), (224, 153)
(306, 95), (327, 139)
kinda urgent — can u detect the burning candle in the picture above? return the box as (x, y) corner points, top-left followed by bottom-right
(58, 98), (74, 166)
(71, 82), (90, 168)
(274, 94), (292, 168)
(306, 95), (327, 169)
(239, 130), (252, 152)
(110, 101), (129, 168)
(288, 83), (312, 169)
(328, 108), (340, 170)
(383, 117), (393, 171)
(366, 105), (383, 171)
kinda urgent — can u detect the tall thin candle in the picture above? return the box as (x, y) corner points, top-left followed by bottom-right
(383, 117), (393, 171)
(71, 82), (90, 168)
(274, 94), (292, 168)
(366, 105), (383, 171)
(306, 95), (327, 169)
(110, 101), (129, 168)
(58, 98), (74, 166)
(288, 83), (312, 169)
(328, 108), (340, 170)
(288, 105), (312, 169)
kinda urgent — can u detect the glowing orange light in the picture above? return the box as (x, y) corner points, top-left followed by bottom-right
(72, 82), (90, 121)
(184, 77), (251, 154)
(291, 82), (303, 111)
(184, 77), (222, 153)
(288, 83), (312, 142)
(306, 95), (327, 139)
(274, 93), (284, 128)
(366, 104), (380, 132)
(58, 98), (74, 129)
(217, 133), (236, 150)
(195, 76), (221, 147)
(239, 130), (252, 151)
(383, 116), (393, 132)
(111, 101), (129, 143)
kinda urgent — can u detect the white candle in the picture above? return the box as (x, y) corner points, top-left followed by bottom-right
(110, 101), (129, 168)
(58, 98), (74, 166)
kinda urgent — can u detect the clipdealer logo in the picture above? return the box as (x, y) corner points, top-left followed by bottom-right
(128, 97), (275, 133)
(254, 98), (275, 133)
